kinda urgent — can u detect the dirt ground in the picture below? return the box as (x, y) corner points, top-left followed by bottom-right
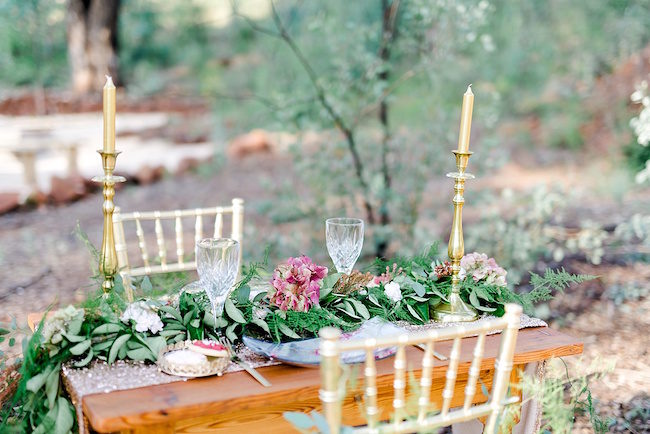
(0, 121), (649, 431)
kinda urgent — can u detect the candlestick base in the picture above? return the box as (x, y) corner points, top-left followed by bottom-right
(433, 293), (478, 323)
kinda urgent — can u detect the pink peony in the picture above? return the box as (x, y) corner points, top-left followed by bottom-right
(459, 252), (507, 287)
(268, 256), (328, 312)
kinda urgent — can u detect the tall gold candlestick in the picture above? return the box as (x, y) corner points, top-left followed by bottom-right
(433, 150), (478, 322)
(93, 76), (125, 294)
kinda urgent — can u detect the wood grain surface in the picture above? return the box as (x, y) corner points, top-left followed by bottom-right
(84, 326), (582, 433)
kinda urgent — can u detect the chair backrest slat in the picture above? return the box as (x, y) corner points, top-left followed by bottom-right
(113, 199), (245, 294)
(213, 209), (223, 238)
(175, 212), (184, 264)
(417, 340), (435, 422)
(195, 212), (203, 244)
(392, 341), (407, 426)
(463, 332), (486, 411)
(363, 346), (379, 429)
(318, 304), (523, 434)
(441, 337), (462, 415)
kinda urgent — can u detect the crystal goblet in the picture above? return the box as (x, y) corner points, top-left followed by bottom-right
(326, 217), (364, 275)
(196, 238), (240, 326)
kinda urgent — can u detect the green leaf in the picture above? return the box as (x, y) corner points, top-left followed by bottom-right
(67, 317), (83, 336)
(8, 337), (15, 347)
(250, 317), (270, 334)
(145, 336), (167, 357)
(225, 298), (246, 323)
(411, 262), (427, 278)
(163, 321), (187, 331)
(277, 322), (301, 339)
(69, 339), (91, 355)
(348, 299), (370, 320)
(160, 329), (183, 337)
(321, 273), (342, 290)
(341, 301), (360, 318)
(127, 347), (154, 361)
(189, 318), (201, 328)
(45, 364), (61, 408)
(54, 397), (75, 434)
(319, 285), (334, 301)
(203, 311), (216, 328)
(0, 328), (10, 335)
(92, 340), (114, 352)
(236, 285), (251, 304)
(62, 333), (86, 343)
(226, 323), (239, 342)
(183, 310), (195, 326)
(26, 367), (51, 393)
(140, 275), (153, 293)
(283, 411), (315, 429)
(108, 334), (131, 364)
(406, 303), (423, 322)
(92, 323), (123, 335)
(73, 348), (94, 367)
(368, 294), (382, 307)
(158, 306), (183, 322)
(469, 290), (497, 312)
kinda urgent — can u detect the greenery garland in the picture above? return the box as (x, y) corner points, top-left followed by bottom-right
(0, 245), (594, 432)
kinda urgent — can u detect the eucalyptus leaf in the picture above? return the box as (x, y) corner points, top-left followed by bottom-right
(236, 285), (251, 304)
(225, 298), (246, 323)
(406, 303), (423, 322)
(349, 299), (370, 320)
(54, 396), (75, 434)
(163, 322), (187, 331)
(226, 323), (239, 342)
(159, 329), (183, 337)
(140, 276), (153, 293)
(67, 317), (83, 336)
(26, 367), (51, 393)
(145, 336), (167, 357)
(158, 306), (183, 322)
(321, 272), (342, 290)
(69, 339), (91, 356)
(62, 333), (86, 343)
(73, 348), (94, 367)
(189, 318), (201, 328)
(368, 293), (382, 307)
(250, 317), (270, 334)
(127, 347), (154, 361)
(92, 323), (122, 335)
(108, 334), (131, 364)
(45, 364), (60, 408)
(277, 322), (301, 339)
(183, 310), (195, 326)
(319, 285), (334, 301)
(92, 340), (113, 352)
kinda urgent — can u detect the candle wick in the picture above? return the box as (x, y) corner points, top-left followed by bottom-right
(466, 84), (473, 94)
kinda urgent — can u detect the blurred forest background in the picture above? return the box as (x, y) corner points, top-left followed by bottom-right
(0, 0), (649, 431)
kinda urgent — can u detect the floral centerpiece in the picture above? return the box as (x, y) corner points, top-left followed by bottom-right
(0, 245), (593, 432)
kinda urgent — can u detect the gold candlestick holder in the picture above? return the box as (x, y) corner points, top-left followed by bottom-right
(92, 150), (126, 294)
(433, 150), (478, 323)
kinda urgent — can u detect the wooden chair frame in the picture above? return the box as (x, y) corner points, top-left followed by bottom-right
(113, 198), (244, 295)
(319, 304), (522, 434)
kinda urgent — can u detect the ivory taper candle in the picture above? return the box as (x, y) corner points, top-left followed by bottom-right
(103, 76), (116, 153)
(457, 84), (474, 153)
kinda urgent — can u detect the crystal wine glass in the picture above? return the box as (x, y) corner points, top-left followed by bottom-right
(196, 238), (240, 326)
(326, 218), (364, 275)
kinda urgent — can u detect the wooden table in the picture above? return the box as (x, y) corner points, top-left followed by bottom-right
(83, 327), (582, 434)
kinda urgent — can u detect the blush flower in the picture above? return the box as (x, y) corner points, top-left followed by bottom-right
(268, 256), (328, 312)
(459, 252), (507, 287)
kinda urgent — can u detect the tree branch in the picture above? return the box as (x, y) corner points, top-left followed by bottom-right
(266, 1), (376, 224)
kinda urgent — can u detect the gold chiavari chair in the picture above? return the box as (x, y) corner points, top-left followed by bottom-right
(318, 303), (522, 434)
(113, 198), (244, 298)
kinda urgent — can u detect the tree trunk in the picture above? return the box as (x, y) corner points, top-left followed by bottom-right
(375, 0), (399, 258)
(66, 0), (121, 94)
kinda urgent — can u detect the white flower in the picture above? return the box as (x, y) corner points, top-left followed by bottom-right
(41, 305), (84, 345)
(383, 281), (402, 303)
(121, 301), (164, 334)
